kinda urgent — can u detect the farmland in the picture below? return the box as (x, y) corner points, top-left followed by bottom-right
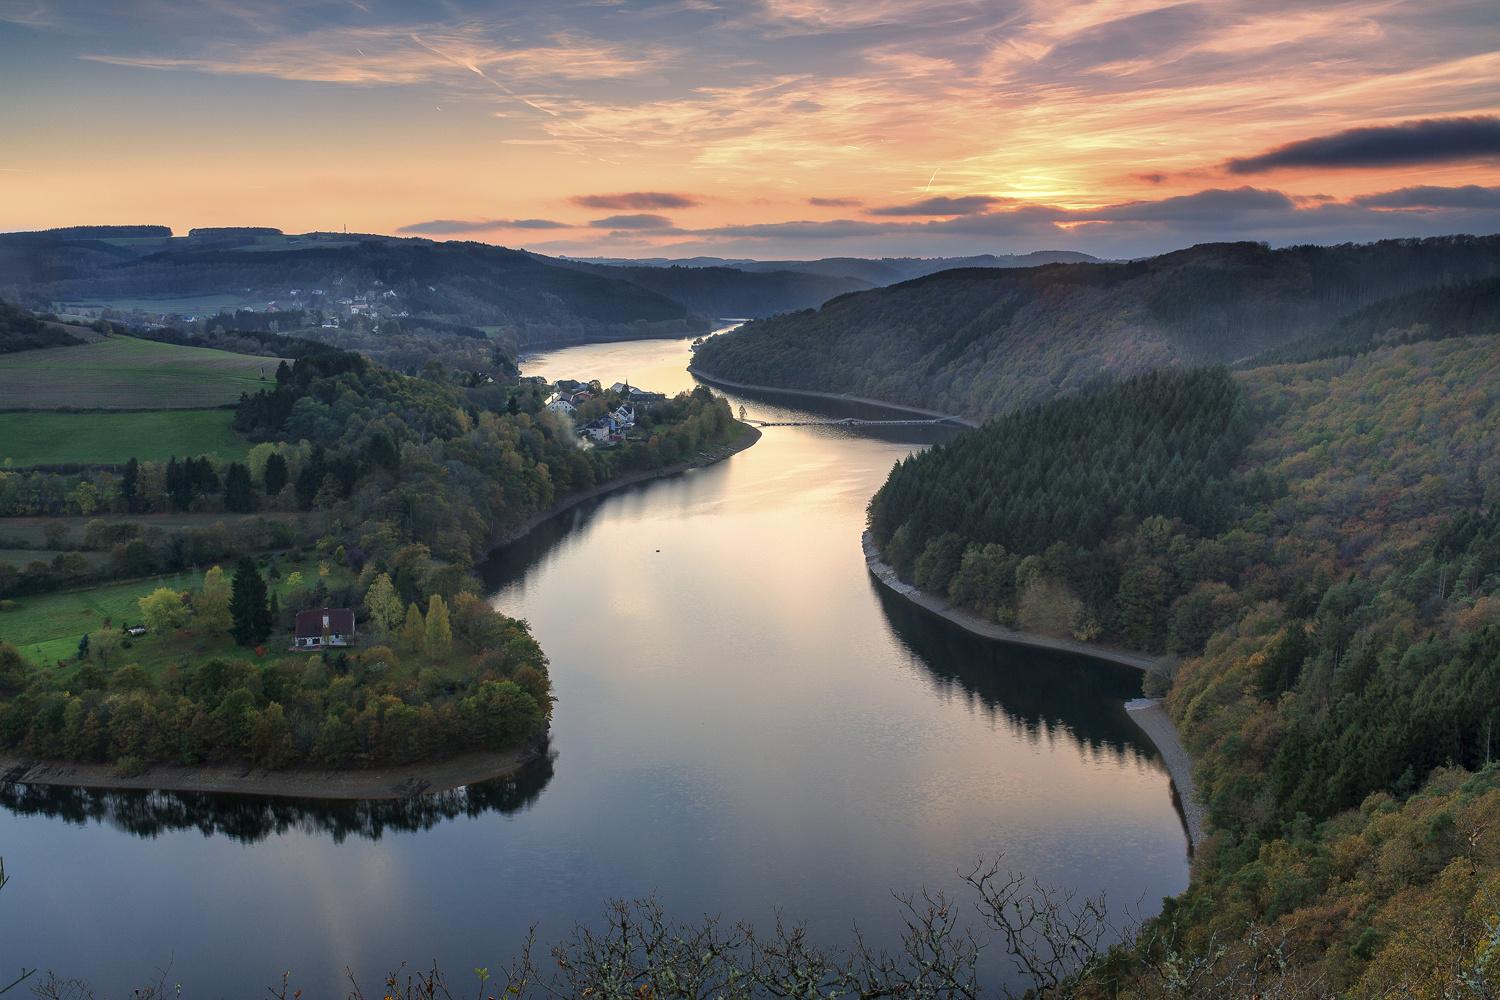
(0, 409), (248, 466)
(0, 334), (280, 408)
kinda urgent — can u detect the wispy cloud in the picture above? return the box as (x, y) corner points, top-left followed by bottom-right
(396, 218), (571, 235)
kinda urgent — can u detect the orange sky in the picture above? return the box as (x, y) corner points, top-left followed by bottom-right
(3, 0), (1499, 257)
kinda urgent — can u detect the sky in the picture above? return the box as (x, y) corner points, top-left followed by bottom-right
(2, 0), (1500, 259)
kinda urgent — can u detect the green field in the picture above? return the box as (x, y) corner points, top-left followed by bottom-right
(0, 557), (346, 668)
(0, 334), (280, 409)
(0, 409), (248, 466)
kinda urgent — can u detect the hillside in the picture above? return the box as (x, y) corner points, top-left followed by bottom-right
(864, 323), (1500, 992)
(0, 229), (704, 348)
(692, 236), (1500, 420)
(549, 259), (873, 317)
(572, 250), (1101, 285)
(0, 300), (95, 353)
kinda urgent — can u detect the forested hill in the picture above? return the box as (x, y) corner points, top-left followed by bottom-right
(543, 259), (873, 318)
(0, 232), (702, 347)
(692, 235), (1500, 420)
(866, 328), (1500, 993)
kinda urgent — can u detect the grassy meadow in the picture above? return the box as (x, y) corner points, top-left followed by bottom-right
(0, 408), (247, 466)
(0, 556), (349, 669)
(0, 334), (279, 409)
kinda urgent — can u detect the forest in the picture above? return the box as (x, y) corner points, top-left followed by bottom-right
(866, 322), (1500, 993)
(693, 236), (1500, 421)
(0, 308), (745, 776)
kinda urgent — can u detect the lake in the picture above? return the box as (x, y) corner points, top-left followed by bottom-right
(0, 335), (1188, 996)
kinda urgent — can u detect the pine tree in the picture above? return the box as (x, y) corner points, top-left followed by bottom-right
(263, 452), (289, 496)
(223, 462), (255, 513)
(230, 557), (272, 646)
(425, 594), (452, 660)
(121, 458), (140, 513)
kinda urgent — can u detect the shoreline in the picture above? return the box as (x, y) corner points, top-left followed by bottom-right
(862, 531), (1204, 851)
(0, 425), (761, 804)
(689, 367), (981, 428)
(487, 421), (762, 550)
(0, 744), (542, 801)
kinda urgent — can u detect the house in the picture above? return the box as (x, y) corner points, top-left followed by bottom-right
(292, 607), (357, 650)
(545, 396), (577, 416)
(609, 381), (630, 395)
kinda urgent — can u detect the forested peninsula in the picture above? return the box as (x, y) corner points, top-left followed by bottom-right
(0, 319), (751, 794)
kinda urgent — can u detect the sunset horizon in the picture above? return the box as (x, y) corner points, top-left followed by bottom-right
(4, 0), (1499, 258)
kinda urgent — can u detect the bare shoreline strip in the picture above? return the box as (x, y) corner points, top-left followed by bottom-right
(0, 746), (540, 801)
(0, 424), (764, 803)
(689, 367), (982, 428)
(861, 531), (1204, 851)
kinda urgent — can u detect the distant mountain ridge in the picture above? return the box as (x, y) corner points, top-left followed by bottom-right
(690, 236), (1500, 421)
(571, 250), (1102, 285)
(0, 228), (1096, 349)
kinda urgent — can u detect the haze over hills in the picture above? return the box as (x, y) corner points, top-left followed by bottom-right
(0, 227), (1102, 349)
(569, 250), (1103, 285)
(691, 235), (1500, 421)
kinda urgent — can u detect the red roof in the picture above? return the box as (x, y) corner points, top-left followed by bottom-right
(294, 607), (356, 638)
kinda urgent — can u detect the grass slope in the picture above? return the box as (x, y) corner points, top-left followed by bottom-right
(0, 334), (279, 409)
(0, 409), (247, 466)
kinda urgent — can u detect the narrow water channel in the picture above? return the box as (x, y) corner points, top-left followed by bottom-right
(0, 335), (1188, 996)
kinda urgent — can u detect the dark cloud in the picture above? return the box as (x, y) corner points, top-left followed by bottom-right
(1226, 116), (1500, 174)
(868, 195), (1004, 217)
(589, 213), (675, 229)
(808, 196), (863, 207)
(1135, 173), (1168, 185)
(572, 192), (698, 210)
(396, 218), (568, 234)
(1074, 186), (1295, 223)
(1352, 184), (1500, 209)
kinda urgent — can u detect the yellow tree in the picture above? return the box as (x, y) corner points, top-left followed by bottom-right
(138, 588), (187, 634)
(425, 594), (452, 660)
(400, 602), (425, 656)
(196, 565), (232, 634)
(363, 572), (403, 638)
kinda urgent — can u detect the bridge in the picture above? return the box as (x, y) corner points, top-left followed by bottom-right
(743, 416), (961, 428)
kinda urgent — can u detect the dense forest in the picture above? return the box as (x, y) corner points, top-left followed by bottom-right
(548, 258), (872, 317)
(865, 318), (1500, 991)
(693, 236), (1500, 420)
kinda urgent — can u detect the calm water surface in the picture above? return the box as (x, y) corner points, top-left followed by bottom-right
(0, 336), (1188, 996)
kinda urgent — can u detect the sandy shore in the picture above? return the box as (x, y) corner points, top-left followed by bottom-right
(0, 745), (541, 800)
(689, 367), (981, 428)
(489, 421), (762, 549)
(862, 531), (1204, 852)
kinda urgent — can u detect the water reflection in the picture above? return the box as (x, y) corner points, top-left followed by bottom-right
(872, 583), (1151, 760)
(0, 751), (554, 844)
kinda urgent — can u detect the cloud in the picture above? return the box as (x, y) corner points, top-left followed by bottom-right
(1072, 186), (1296, 223)
(396, 218), (571, 235)
(1351, 184), (1500, 210)
(81, 23), (664, 87)
(589, 213), (676, 229)
(868, 195), (1006, 217)
(571, 192), (699, 210)
(1226, 116), (1500, 174)
(808, 196), (863, 207)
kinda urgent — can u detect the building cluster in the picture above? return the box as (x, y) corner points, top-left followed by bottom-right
(542, 378), (667, 447)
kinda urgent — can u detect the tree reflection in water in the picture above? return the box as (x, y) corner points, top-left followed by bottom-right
(0, 748), (554, 844)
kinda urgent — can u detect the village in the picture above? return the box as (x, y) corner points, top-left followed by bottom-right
(539, 376), (668, 446)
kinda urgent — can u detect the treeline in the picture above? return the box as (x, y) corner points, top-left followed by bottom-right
(0, 586), (550, 772)
(868, 367), (1260, 647)
(692, 236), (1500, 420)
(0, 299), (89, 353)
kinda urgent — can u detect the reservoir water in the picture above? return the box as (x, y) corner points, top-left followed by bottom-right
(0, 335), (1189, 995)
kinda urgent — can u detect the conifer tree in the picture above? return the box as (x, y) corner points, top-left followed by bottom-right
(425, 594), (452, 660)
